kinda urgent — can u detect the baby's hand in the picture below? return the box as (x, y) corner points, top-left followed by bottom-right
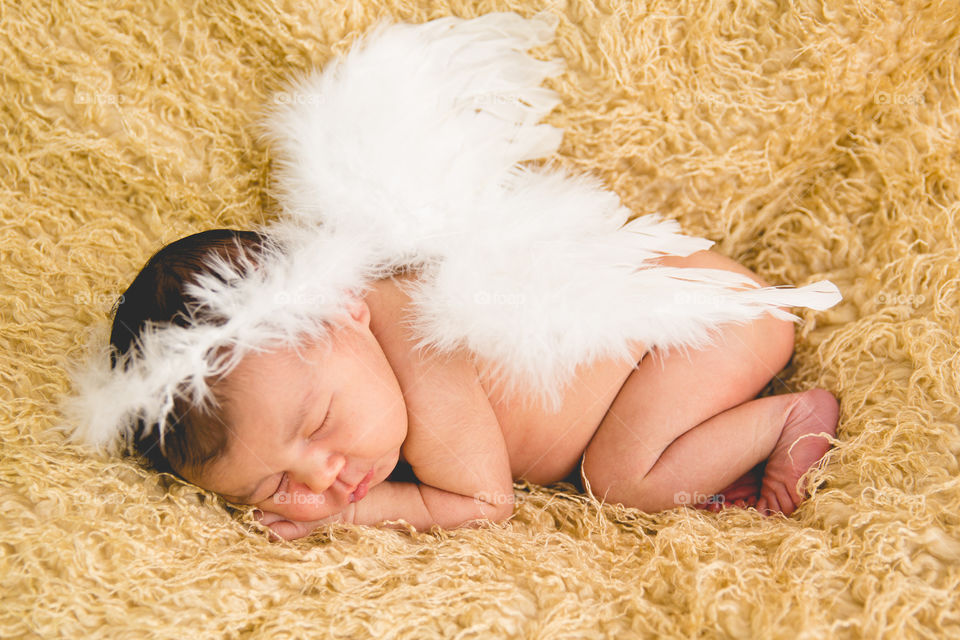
(254, 506), (355, 541)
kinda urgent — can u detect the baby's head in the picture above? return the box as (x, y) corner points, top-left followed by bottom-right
(110, 229), (406, 520)
(109, 229), (265, 477)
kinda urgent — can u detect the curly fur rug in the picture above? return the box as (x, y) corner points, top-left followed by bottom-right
(2, 0), (958, 638)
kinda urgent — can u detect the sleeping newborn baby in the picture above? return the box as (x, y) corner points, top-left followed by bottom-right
(109, 229), (839, 541)
(68, 12), (844, 542)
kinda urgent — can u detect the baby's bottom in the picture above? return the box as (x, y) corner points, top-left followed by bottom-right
(580, 252), (839, 516)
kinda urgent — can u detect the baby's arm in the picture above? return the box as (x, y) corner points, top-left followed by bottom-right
(359, 273), (515, 528)
(259, 475), (505, 539)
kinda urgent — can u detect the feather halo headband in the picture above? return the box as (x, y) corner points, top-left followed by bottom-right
(60, 11), (842, 454)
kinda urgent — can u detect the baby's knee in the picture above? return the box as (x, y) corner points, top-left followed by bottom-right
(579, 454), (672, 511)
(579, 447), (627, 505)
(760, 313), (796, 372)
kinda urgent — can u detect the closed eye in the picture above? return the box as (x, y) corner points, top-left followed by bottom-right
(268, 412), (331, 499)
(308, 411), (331, 440)
(270, 472), (288, 499)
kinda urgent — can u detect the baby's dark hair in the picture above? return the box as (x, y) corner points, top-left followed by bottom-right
(110, 229), (266, 478)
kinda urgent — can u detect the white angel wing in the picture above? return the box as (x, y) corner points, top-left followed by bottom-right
(258, 11), (842, 411)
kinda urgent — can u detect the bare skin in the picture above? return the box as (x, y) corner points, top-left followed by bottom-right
(193, 249), (840, 539)
(708, 388), (839, 515)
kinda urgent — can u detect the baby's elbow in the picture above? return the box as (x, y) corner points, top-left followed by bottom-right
(418, 483), (514, 529)
(487, 501), (515, 524)
(470, 489), (515, 525)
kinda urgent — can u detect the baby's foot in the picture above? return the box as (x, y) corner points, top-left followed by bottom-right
(694, 462), (765, 513)
(755, 389), (839, 516)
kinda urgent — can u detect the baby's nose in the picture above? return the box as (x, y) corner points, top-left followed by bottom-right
(291, 452), (345, 495)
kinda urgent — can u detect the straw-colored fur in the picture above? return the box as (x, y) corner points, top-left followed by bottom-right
(3, 0), (959, 637)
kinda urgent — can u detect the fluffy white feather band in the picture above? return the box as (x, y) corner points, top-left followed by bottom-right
(62, 11), (842, 453)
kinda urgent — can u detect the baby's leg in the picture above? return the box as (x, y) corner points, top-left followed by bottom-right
(581, 249), (838, 515)
(636, 389), (837, 514)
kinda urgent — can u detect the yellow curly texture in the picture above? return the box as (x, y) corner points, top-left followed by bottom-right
(3, 0), (959, 637)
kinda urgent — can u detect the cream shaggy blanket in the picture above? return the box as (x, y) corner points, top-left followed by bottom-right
(3, 1), (959, 638)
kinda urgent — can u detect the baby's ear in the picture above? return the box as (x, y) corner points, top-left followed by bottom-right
(344, 294), (371, 329)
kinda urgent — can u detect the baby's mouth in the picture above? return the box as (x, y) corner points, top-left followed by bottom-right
(347, 469), (375, 503)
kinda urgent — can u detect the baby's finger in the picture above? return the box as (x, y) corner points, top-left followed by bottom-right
(253, 509), (285, 526)
(272, 518), (325, 541)
(250, 511), (302, 541)
(756, 497), (769, 515)
(266, 520), (302, 541)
